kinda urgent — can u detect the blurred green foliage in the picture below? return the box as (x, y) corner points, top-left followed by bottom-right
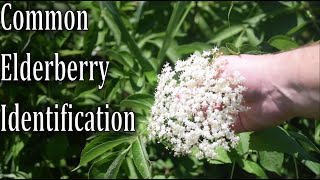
(0, 1), (319, 179)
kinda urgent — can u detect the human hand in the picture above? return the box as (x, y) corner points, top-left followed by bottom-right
(215, 54), (297, 133)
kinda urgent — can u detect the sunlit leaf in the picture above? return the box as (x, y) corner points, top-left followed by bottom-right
(132, 137), (152, 178)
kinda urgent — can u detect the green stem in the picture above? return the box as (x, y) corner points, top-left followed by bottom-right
(230, 161), (236, 179)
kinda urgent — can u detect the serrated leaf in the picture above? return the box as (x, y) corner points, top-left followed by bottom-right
(74, 135), (135, 171)
(105, 147), (130, 179)
(88, 152), (119, 179)
(81, 133), (131, 156)
(132, 137), (152, 178)
(209, 147), (232, 164)
(236, 132), (251, 155)
(259, 151), (284, 175)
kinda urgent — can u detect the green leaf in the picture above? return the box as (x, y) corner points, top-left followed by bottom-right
(84, 21), (99, 56)
(101, 8), (121, 45)
(209, 25), (245, 44)
(237, 159), (268, 178)
(315, 121), (320, 145)
(259, 151), (284, 175)
(153, 175), (167, 179)
(194, 13), (212, 39)
(105, 147), (131, 179)
(209, 147), (232, 164)
(148, 39), (180, 64)
(289, 131), (320, 153)
(244, 14), (266, 25)
(88, 152), (119, 179)
(109, 67), (124, 78)
(240, 44), (263, 54)
(218, 47), (230, 55)
(132, 137), (152, 178)
(286, 21), (308, 36)
(302, 160), (320, 175)
(144, 71), (158, 88)
(268, 35), (299, 51)
(74, 134), (135, 171)
(106, 78), (120, 102)
(58, 50), (84, 57)
(174, 42), (212, 56)
(226, 43), (240, 55)
(120, 94), (154, 110)
(73, 87), (98, 102)
(129, 72), (145, 92)
(56, 31), (71, 48)
(157, 1), (192, 63)
(236, 132), (251, 155)
(124, 157), (139, 179)
(250, 126), (317, 162)
(234, 30), (245, 48)
(36, 95), (47, 106)
(81, 133), (128, 156)
(246, 28), (263, 46)
(100, 1), (154, 72)
(105, 49), (132, 68)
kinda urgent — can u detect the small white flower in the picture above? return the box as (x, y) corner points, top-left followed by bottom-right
(212, 46), (219, 53)
(202, 50), (211, 57)
(148, 47), (248, 160)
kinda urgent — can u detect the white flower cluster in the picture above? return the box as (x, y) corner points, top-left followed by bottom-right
(148, 47), (249, 160)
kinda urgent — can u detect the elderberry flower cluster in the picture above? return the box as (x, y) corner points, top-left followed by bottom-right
(148, 47), (249, 160)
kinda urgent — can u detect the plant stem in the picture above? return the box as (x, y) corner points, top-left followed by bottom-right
(230, 161), (236, 179)
(293, 156), (299, 179)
